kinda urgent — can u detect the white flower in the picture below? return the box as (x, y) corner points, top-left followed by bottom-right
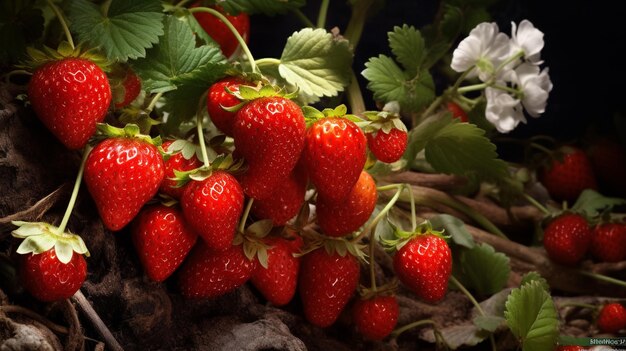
(485, 87), (524, 133)
(451, 22), (510, 81)
(510, 20), (544, 64)
(513, 63), (553, 117)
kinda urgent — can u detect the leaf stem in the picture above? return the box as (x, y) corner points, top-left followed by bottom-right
(347, 71), (366, 115)
(145, 92), (163, 114)
(450, 275), (497, 351)
(391, 319), (437, 339)
(417, 95), (444, 125)
(344, 0), (373, 49)
(189, 7), (258, 73)
(196, 112), (211, 168)
(457, 83), (489, 94)
(292, 9), (315, 28)
(579, 270), (626, 289)
(255, 58), (281, 68)
(45, 0), (75, 50)
(238, 198), (254, 233)
(523, 193), (550, 215)
(57, 146), (91, 234)
(369, 222), (378, 291)
(101, 0), (112, 16)
(352, 185), (403, 243)
(316, 0), (330, 28)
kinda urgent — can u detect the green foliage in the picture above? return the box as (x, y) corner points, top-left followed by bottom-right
(454, 243), (510, 296)
(362, 25), (434, 113)
(0, 0), (44, 64)
(505, 281), (559, 351)
(571, 189), (626, 218)
(278, 28), (353, 103)
(520, 271), (550, 292)
(219, 0), (306, 16)
(421, 5), (463, 69)
(68, 0), (164, 62)
(430, 214), (475, 249)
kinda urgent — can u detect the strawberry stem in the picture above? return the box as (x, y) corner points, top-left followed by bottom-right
(377, 184), (417, 230)
(450, 275), (497, 351)
(145, 92), (163, 115)
(45, 0), (75, 50)
(292, 9), (315, 28)
(189, 7), (258, 73)
(579, 270), (626, 289)
(390, 319), (437, 339)
(368, 222), (378, 292)
(238, 198), (255, 234)
(57, 146), (91, 234)
(196, 111), (211, 168)
(523, 193), (551, 215)
(352, 184), (404, 243)
(456, 83), (489, 94)
(316, 0), (330, 28)
(347, 71), (366, 115)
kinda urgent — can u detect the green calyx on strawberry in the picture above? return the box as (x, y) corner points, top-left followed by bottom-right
(233, 219), (274, 269)
(171, 153), (243, 188)
(222, 82), (297, 113)
(302, 103), (364, 127)
(11, 221), (90, 302)
(92, 123), (162, 146)
(384, 220), (453, 303)
(363, 102), (409, 164)
(22, 42), (112, 73)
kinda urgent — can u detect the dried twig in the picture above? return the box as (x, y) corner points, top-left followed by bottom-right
(0, 304), (69, 334)
(72, 289), (124, 351)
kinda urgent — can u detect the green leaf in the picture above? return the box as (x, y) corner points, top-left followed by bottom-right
(571, 189), (626, 218)
(69, 0), (164, 62)
(473, 315), (505, 332)
(430, 214), (475, 249)
(278, 28), (353, 100)
(132, 16), (227, 93)
(0, 0), (44, 64)
(520, 271), (550, 292)
(477, 288), (512, 317)
(422, 324), (490, 349)
(388, 24), (425, 75)
(454, 243), (510, 296)
(219, 0), (306, 16)
(362, 55), (435, 113)
(403, 113), (451, 162)
(505, 281), (559, 351)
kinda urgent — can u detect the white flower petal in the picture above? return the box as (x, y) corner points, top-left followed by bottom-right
(451, 22), (510, 81)
(515, 63), (552, 117)
(511, 19), (544, 63)
(485, 88), (524, 133)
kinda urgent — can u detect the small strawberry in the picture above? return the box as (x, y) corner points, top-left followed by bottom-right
(446, 101), (469, 122)
(192, 4), (250, 58)
(539, 146), (598, 202)
(299, 244), (361, 327)
(181, 170), (244, 251)
(588, 138), (626, 197)
(542, 213), (592, 265)
(12, 221), (90, 302)
(233, 95), (306, 200)
(367, 128), (408, 163)
(84, 126), (165, 231)
(114, 69), (141, 109)
(178, 242), (257, 299)
(160, 140), (202, 199)
(251, 236), (303, 306)
(251, 167), (307, 226)
(392, 227), (452, 303)
(132, 205), (198, 282)
(206, 76), (252, 136)
(590, 223), (626, 263)
(28, 57), (112, 150)
(353, 295), (399, 340)
(597, 303), (626, 334)
(316, 171), (377, 237)
(304, 115), (367, 203)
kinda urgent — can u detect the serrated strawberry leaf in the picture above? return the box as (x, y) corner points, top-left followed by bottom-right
(571, 189), (626, 218)
(132, 16), (227, 93)
(430, 214), (475, 249)
(520, 271), (550, 292)
(278, 28), (353, 100)
(389, 24), (425, 75)
(219, 0), (305, 16)
(68, 0), (164, 62)
(473, 315), (505, 332)
(454, 243), (510, 297)
(0, 0), (44, 64)
(505, 281), (559, 351)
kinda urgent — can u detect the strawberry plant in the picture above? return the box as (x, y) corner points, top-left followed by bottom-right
(1, 1), (625, 350)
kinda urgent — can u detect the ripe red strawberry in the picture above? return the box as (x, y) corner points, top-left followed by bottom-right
(539, 146), (598, 202)
(303, 118), (367, 203)
(366, 128), (408, 163)
(178, 243), (257, 298)
(446, 101), (469, 122)
(316, 171), (377, 237)
(543, 213), (592, 265)
(207, 76), (252, 136)
(353, 295), (399, 340)
(233, 96), (306, 200)
(588, 139), (626, 197)
(20, 248), (87, 302)
(181, 171), (244, 251)
(114, 69), (141, 109)
(393, 234), (452, 303)
(131, 205), (198, 282)
(555, 346), (587, 351)
(160, 140), (202, 199)
(597, 303), (626, 333)
(28, 57), (112, 150)
(251, 168), (307, 226)
(84, 137), (165, 231)
(192, 4), (250, 58)
(590, 223), (626, 263)
(251, 236), (302, 306)
(299, 247), (360, 327)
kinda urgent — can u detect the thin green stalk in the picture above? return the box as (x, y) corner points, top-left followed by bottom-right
(492, 84), (520, 96)
(495, 50), (524, 72)
(238, 198), (254, 233)
(189, 7), (258, 73)
(523, 193), (550, 215)
(57, 146), (91, 234)
(368, 222), (378, 291)
(45, 0), (75, 50)
(145, 92), (163, 114)
(316, 0), (330, 28)
(450, 276), (497, 351)
(405, 184), (417, 232)
(457, 83), (489, 94)
(352, 186), (403, 243)
(176, 0), (193, 8)
(579, 270), (626, 288)
(417, 95), (444, 125)
(292, 8), (315, 28)
(255, 58), (281, 68)
(347, 71), (366, 115)
(450, 67), (474, 92)
(557, 302), (597, 310)
(344, 0), (371, 49)
(391, 319), (436, 339)
(196, 113), (211, 168)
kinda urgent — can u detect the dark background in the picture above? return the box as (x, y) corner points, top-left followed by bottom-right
(248, 0), (626, 143)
